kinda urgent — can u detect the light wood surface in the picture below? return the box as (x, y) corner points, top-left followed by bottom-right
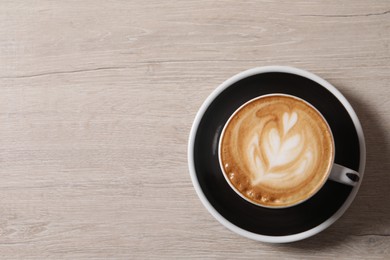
(0, 1), (389, 259)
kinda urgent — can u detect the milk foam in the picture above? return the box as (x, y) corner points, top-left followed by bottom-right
(220, 95), (334, 207)
(249, 112), (315, 187)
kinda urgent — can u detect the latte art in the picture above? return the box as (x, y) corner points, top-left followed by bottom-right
(249, 111), (315, 186)
(220, 95), (334, 207)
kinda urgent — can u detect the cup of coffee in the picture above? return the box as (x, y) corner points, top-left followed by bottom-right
(219, 94), (360, 208)
(188, 66), (365, 242)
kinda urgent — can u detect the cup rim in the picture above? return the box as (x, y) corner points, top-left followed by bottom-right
(188, 66), (366, 243)
(217, 93), (336, 209)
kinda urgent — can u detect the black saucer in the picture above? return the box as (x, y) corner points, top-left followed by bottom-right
(191, 72), (361, 236)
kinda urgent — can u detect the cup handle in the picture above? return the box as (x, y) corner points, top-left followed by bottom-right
(329, 163), (360, 186)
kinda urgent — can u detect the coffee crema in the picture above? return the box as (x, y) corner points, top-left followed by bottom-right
(219, 95), (334, 207)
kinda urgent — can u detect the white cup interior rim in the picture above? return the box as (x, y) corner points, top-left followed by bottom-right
(217, 93), (336, 209)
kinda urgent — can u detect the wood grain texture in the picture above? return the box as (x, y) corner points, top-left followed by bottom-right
(0, 0), (389, 259)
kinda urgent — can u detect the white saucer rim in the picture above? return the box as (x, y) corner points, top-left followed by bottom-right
(187, 66), (366, 243)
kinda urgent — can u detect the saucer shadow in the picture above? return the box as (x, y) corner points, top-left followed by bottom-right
(275, 90), (390, 251)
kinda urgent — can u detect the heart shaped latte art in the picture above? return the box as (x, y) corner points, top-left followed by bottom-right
(249, 112), (313, 185)
(283, 112), (298, 134)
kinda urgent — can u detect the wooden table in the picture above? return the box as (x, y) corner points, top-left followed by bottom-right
(0, 1), (389, 259)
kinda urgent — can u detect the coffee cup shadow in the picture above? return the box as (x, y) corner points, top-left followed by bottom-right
(274, 90), (390, 250)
